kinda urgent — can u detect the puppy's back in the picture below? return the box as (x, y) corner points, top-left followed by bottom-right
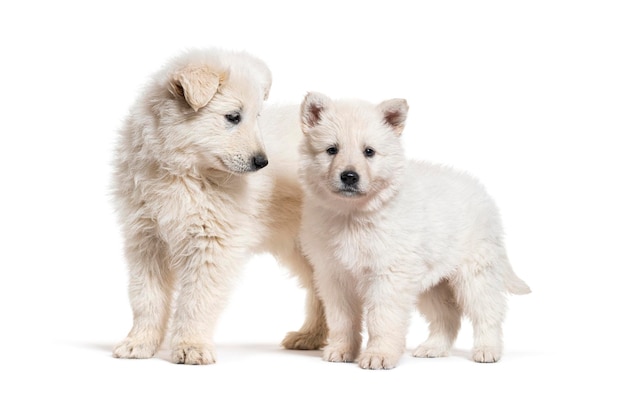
(259, 104), (303, 187)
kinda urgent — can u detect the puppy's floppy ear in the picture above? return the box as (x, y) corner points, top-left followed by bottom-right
(301, 91), (331, 134)
(377, 98), (409, 136)
(168, 65), (224, 112)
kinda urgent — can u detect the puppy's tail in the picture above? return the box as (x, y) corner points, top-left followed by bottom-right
(504, 260), (531, 295)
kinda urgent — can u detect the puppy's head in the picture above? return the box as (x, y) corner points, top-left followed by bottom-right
(299, 92), (408, 213)
(147, 49), (272, 175)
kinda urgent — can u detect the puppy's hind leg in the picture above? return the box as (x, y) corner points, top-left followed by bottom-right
(278, 250), (328, 350)
(114, 230), (173, 359)
(413, 279), (461, 358)
(452, 254), (507, 363)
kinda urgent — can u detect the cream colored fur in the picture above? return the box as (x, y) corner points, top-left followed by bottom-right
(111, 49), (326, 365)
(298, 92), (530, 369)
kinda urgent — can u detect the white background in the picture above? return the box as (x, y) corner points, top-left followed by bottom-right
(1, 1), (625, 393)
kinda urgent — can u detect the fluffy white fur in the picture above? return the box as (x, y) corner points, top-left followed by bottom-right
(112, 49), (326, 365)
(298, 92), (531, 369)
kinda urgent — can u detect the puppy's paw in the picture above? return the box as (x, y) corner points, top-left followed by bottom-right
(282, 330), (327, 350)
(113, 337), (158, 359)
(412, 342), (450, 358)
(472, 347), (501, 363)
(171, 344), (216, 365)
(358, 349), (401, 370)
(322, 345), (356, 363)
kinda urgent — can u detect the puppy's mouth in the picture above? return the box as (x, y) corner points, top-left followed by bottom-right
(333, 186), (365, 198)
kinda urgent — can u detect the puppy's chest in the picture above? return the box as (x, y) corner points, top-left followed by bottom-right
(328, 218), (389, 272)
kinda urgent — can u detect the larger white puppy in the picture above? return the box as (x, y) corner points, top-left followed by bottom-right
(112, 49), (326, 365)
(298, 92), (530, 369)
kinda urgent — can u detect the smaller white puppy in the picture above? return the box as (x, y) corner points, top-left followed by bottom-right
(298, 92), (530, 369)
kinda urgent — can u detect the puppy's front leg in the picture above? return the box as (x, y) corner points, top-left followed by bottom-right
(168, 237), (244, 365)
(113, 229), (173, 359)
(359, 273), (414, 370)
(315, 266), (361, 363)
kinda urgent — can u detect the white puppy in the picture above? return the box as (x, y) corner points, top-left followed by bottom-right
(112, 49), (326, 365)
(298, 92), (530, 369)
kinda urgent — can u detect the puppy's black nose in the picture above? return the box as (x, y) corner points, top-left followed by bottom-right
(340, 170), (359, 186)
(252, 153), (269, 170)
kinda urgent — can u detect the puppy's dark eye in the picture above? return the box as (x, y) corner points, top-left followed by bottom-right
(364, 147), (376, 157)
(326, 146), (338, 155)
(225, 112), (241, 125)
